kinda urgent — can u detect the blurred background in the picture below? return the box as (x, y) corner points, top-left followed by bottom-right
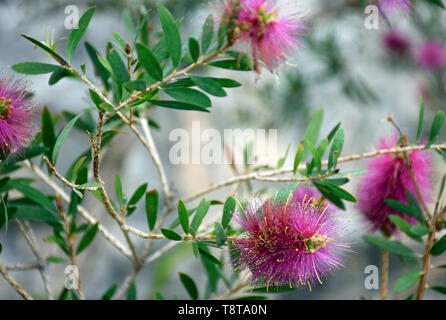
(0, 0), (445, 299)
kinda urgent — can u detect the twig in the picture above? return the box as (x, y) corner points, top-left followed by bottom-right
(43, 155), (99, 192)
(23, 160), (133, 259)
(5, 263), (41, 271)
(381, 250), (389, 300)
(0, 264), (34, 300)
(15, 220), (53, 300)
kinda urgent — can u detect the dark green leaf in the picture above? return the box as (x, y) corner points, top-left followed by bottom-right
(136, 42), (163, 81)
(201, 14), (214, 54)
(431, 234), (446, 256)
(161, 228), (182, 241)
(328, 127), (344, 170)
(158, 3), (182, 68)
(293, 141), (304, 175)
(189, 38), (199, 63)
(416, 97), (424, 143)
(190, 76), (226, 97)
(146, 190), (158, 231)
(52, 114), (81, 164)
(149, 100), (210, 112)
(42, 107), (56, 160)
(430, 286), (446, 294)
(222, 196), (236, 229)
(427, 110), (444, 148)
(179, 273), (198, 300)
(214, 222), (226, 246)
(362, 234), (419, 257)
(12, 62), (62, 75)
(75, 223), (99, 255)
(107, 49), (130, 83)
(394, 271), (423, 293)
(126, 183), (148, 216)
(123, 80), (146, 92)
(198, 247), (223, 266)
(67, 6), (96, 63)
(101, 284), (118, 300)
(126, 283), (136, 300)
(190, 199), (210, 233)
(20, 34), (68, 66)
(9, 181), (57, 212)
(85, 42), (110, 90)
(178, 200), (189, 234)
(163, 87), (211, 108)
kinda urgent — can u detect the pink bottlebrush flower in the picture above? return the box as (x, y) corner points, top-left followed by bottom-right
(378, 0), (412, 15)
(0, 74), (36, 159)
(230, 196), (350, 289)
(292, 184), (336, 214)
(357, 135), (432, 235)
(223, 0), (306, 72)
(382, 29), (410, 55)
(416, 40), (446, 71)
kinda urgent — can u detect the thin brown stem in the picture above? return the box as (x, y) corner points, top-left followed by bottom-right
(0, 264), (34, 300)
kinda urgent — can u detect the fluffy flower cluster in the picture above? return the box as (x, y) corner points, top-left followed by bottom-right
(231, 186), (350, 288)
(223, 0), (306, 71)
(357, 135), (431, 235)
(0, 75), (36, 159)
(416, 40), (446, 71)
(379, 0), (412, 15)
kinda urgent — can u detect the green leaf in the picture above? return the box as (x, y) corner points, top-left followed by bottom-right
(20, 34), (68, 66)
(66, 6), (96, 63)
(328, 127), (344, 170)
(85, 42), (110, 90)
(12, 62), (62, 75)
(222, 196), (236, 229)
(163, 87), (211, 108)
(394, 271), (423, 293)
(123, 80), (146, 92)
(318, 180), (356, 202)
(214, 222), (226, 246)
(427, 110), (444, 148)
(384, 195), (424, 224)
(101, 284), (118, 300)
(9, 181), (57, 213)
(388, 215), (422, 242)
(416, 97), (424, 143)
(148, 100), (210, 112)
(362, 234), (419, 257)
(179, 273), (199, 300)
(146, 190), (159, 231)
(190, 76), (226, 97)
(136, 42), (163, 81)
(190, 199), (210, 233)
(75, 223), (99, 255)
(126, 183), (148, 216)
(189, 38), (200, 63)
(425, 0), (445, 9)
(158, 3), (182, 69)
(42, 107), (57, 160)
(198, 247), (223, 266)
(302, 108), (324, 160)
(161, 228), (182, 241)
(107, 49), (130, 83)
(46, 256), (67, 263)
(214, 78), (242, 88)
(126, 283), (136, 300)
(201, 14), (214, 54)
(115, 174), (125, 206)
(430, 286), (446, 295)
(293, 141), (304, 175)
(431, 234), (446, 256)
(52, 114), (81, 164)
(48, 68), (75, 85)
(178, 200), (189, 234)
(78, 182), (101, 189)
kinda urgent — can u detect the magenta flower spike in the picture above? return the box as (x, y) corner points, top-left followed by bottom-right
(357, 135), (432, 235)
(230, 195), (350, 289)
(0, 74), (36, 159)
(223, 0), (306, 72)
(416, 40), (446, 71)
(378, 0), (412, 16)
(382, 29), (410, 55)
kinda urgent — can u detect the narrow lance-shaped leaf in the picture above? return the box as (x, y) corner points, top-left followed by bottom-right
(394, 271), (423, 293)
(52, 114), (81, 164)
(201, 14), (214, 54)
(145, 190), (158, 231)
(426, 110), (444, 148)
(136, 43), (163, 81)
(222, 196), (236, 229)
(214, 222), (226, 246)
(178, 200), (189, 234)
(179, 273), (199, 300)
(190, 198), (210, 234)
(12, 62), (62, 75)
(293, 141), (304, 175)
(431, 234), (446, 256)
(416, 97), (424, 143)
(328, 127), (344, 170)
(158, 3), (182, 69)
(67, 6), (96, 63)
(189, 38), (199, 63)
(42, 107), (57, 160)
(161, 228), (182, 241)
(76, 223), (99, 255)
(362, 234), (419, 257)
